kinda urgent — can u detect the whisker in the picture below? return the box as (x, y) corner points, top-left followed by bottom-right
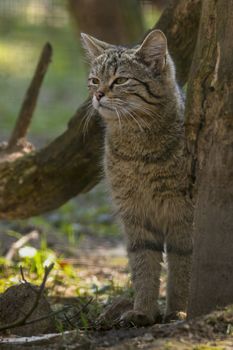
(113, 100), (148, 130)
(114, 100), (153, 129)
(118, 107), (132, 127)
(113, 99), (154, 117)
(128, 109), (150, 130)
(121, 105), (144, 132)
(105, 97), (167, 131)
(114, 107), (122, 131)
(81, 103), (95, 139)
(126, 101), (164, 119)
(127, 101), (166, 122)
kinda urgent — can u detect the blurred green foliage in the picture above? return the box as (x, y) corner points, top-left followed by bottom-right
(0, 0), (87, 139)
(0, 0), (160, 139)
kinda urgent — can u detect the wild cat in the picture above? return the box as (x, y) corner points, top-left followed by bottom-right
(81, 29), (193, 326)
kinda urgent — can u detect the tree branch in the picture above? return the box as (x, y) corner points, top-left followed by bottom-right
(7, 43), (52, 151)
(0, 100), (104, 219)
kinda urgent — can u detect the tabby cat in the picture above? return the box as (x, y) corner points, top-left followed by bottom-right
(81, 29), (193, 326)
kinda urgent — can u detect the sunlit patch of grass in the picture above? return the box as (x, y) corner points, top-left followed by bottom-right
(192, 346), (225, 350)
(0, 246), (77, 295)
(0, 246), (130, 322)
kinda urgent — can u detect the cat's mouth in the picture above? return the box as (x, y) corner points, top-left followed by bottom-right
(99, 103), (114, 111)
(94, 102), (118, 120)
(92, 96), (114, 112)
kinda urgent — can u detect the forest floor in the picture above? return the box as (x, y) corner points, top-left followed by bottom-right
(0, 205), (233, 349)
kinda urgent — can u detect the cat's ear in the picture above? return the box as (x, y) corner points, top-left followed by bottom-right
(135, 30), (167, 71)
(81, 33), (111, 62)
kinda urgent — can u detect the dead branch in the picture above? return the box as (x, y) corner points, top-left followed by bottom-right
(5, 230), (40, 261)
(7, 43), (52, 151)
(0, 263), (54, 332)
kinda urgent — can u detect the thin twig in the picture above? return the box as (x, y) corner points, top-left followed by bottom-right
(7, 42), (53, 150)
(20, 265), (27, 283)
(22, 305), (72, 327)
(22, 299), (94, 330)
(19, 265), (38, 293)
(0, 263), (54, 332)
(69, 297), (93, 322)
(64, 312), (76, 329)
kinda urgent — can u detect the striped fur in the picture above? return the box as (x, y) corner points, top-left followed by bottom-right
(82, 30), (193, 326)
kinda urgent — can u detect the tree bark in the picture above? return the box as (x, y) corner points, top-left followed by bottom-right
(149, 0), (169, 11)
(155, 0), (201, 86)
(0, 102), (104, 219)
(186, 0), (233, 318)
(0, 0), (201, 219)
(68, 0), (144, 45)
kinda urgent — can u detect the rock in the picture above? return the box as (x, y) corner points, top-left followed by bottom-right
(0, 283), (57, 336)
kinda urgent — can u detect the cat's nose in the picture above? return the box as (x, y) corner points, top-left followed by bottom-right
(95, 91), (105, 101)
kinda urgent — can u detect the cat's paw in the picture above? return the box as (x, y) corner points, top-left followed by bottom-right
(119, 310), (155, 327)
(163, 311), (187, 323)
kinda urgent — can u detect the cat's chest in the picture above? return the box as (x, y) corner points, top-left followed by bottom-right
(104, 148), (156, 193)
(104, 142), (186, 202)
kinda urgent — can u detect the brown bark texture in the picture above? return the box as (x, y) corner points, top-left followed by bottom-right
(0, 102), (104, 219)
(186, 0), (233, 318)
(68, 0), (144, 45)
(155, 0), (201, 86)
(0, 0), (201, 219)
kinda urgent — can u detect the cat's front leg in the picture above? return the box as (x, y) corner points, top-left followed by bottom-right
(120, 221), (163, 326)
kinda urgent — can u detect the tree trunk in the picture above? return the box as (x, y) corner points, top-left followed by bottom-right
(0, 0), (201, 219)
(155, 0), (201, 86)
(186, 0), (233, 318)
(68, 0), (144, 45)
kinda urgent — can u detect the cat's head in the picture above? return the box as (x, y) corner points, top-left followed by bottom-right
(81, 30), (175, 126)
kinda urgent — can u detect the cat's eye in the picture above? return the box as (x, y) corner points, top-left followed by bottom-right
(90, 77), (100, 85)
(114, 77), (128, 85)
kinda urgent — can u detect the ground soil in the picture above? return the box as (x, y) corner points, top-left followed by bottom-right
(0, 226), (233, 349)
